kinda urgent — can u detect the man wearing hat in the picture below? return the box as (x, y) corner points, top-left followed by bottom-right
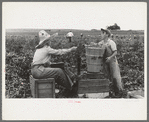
(90, 28), (123, 98)
(31, 30), (77, 94)
(80, 33), (83, 38)
(66, 31), (74, 42)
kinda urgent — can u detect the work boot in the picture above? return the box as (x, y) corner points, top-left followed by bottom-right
(114, 91), (124, 98)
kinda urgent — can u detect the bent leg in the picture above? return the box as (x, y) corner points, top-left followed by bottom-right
(31, 66), (73, 90)
(44, 67), (73, 90)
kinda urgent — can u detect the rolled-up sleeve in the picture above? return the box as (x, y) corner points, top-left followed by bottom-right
(47, 47), (71, 55)
(110, 40), (117, 51)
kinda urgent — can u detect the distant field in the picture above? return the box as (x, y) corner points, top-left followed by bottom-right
(6, 29), (101, 37)
(6, 29), (144, 39)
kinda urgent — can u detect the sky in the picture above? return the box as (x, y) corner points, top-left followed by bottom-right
(3, 2), (147, 30)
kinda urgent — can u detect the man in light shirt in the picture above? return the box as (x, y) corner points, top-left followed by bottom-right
(80, 33), (83, 38)
(66, 31), (74, 42)
(31, 30), (77, 95)
(90, 28), (123, 98)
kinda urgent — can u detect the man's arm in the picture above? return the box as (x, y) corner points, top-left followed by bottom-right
(106, 50), (117, 63)
(110, 50), (117, 58)
(89, 41), (103, 47)
(106, 40), (117, 62)
(47, 46), (76, 55)
(90, 42), (98, 46)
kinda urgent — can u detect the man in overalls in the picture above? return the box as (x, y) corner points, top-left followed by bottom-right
(91, 28), (123, 98)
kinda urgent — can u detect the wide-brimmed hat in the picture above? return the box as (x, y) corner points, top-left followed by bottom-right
(101, 28), (111, 37)
(35, 30), (51, 48)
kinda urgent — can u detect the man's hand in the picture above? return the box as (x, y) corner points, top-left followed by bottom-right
(90, 42), (96, 46)
(71, 47), (77, 51)
(106, 56), (112, 63)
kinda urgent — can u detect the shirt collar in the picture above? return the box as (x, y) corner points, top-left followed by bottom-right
(102, 38), (110, 43)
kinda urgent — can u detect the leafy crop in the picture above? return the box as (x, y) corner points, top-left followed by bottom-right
(5, 34), (144, 98)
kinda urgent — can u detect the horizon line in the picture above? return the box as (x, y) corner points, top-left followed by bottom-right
(6, 28), (144, 31)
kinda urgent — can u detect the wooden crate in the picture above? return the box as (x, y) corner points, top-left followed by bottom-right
(86, 72), (105, 79)
(78, 79), (109, 94)
(30, 76), (55, 98)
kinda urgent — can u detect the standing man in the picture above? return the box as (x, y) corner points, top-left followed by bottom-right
(90, 28), (123, 98)
(80, 33), (83, 38)
(66, 31), (74, 42)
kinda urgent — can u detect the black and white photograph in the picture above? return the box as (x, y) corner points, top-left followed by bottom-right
(2, 2), (147, 120)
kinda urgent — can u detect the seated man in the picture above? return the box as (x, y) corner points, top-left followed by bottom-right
(31, 30), (77, 96)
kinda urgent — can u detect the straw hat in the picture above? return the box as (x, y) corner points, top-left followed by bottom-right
(35, 30), (51, 48)
(101, 28), (111, 37)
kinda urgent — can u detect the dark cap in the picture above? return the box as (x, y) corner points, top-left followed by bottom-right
(101, 28), (111, 37)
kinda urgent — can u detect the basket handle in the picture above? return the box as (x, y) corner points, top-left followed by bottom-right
(98, 56), (103, 58)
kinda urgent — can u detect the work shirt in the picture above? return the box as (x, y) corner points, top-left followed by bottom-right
(32, 45), (71, 65)
(66, 32), (74, 37)
(90, 38), (117, 60)
(98, 39), (117, 52)
(101, 39), (118, 64)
